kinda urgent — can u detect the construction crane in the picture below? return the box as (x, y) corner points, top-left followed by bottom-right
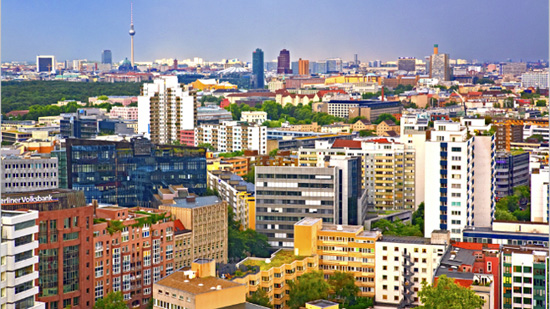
(452, 90), (467, 115)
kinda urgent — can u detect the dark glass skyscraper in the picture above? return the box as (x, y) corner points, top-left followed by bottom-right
(277, 49), (291, 74)
(66, 137), (207, 207)
(252, 48), (264, 89)
(101, 50), (112, 64)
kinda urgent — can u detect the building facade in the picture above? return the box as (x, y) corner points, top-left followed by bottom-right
(0, 209), (45, 309)
(424, 121), (495, 241)
(93, 206), (175, 308)
(1, 155), (58, 194)
(521, 71), (549, 89)
(374, 232), (449, 308)
(252, 48), (265, 89)
(158, 192), (228, 265)
(429, 44), (450, 81)
(277, 49), (291, 74)
(195, 121), (267, 154)
(36, 56), (55, 73)
(494, 152), (529, 199)
(207, 170), (255, 229)
(240, 111), (267, 125)
(109, 106), (138, 120)
(298, 139), (415, 211)
(294, 218), (381, 298)
(298, 59), (310, 76)
(501, 246), (549, 309)
(1, 189), (94, 309)
(495, 124), (523, 152)
(66, 138), (207, 207)
(138, 76), (196, 145)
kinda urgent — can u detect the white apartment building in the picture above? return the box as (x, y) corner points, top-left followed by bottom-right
(195, 121), (267, 154)
(1, 155), (58, 194)
(400, 114), (429, 208)
(240, 111), (267, 125)
(109, 106), (138, 120)
(299, 139), (415, 211)
(531, 167), (549, 223)
(521, 71), (549, 89)
(424, 121), (495, 241)
(0, 209), (44, 309)
(524, 125), (549, 143)
(138, 76), (196, 144)
(374, 231), (449, 308)
(501, 246), (549, 309)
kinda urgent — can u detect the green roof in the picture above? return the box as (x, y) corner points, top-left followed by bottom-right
(242, 250), (308, 271)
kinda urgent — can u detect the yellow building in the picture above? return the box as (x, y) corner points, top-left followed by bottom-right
(324, 75), (382, 85)
(376, 120), (400, 136)
(154, 259), (247, 309)
(294, 217), (381, 298)
(237, 191), (256, 230)
(191, 78), (238, 91)
(352, 119), (375, 132)
(158, 190), (228, 264)
(231, 250), (319, 309)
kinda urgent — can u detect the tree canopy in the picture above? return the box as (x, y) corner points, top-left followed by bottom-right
(2, 80), (141, 114)
(495, 185), (530, 221)
(227, 206), (271, 261)
(93, 291), (127, 309)
(287, 271), (330, 309)
(246, 289), (273, 308)
(418, 275), (485, 309)
(373, 113), (397, 125)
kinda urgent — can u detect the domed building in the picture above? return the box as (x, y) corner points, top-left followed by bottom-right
(118, 57), (135, 72)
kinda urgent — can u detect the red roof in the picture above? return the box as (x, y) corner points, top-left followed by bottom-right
(6, 110), (29, 117)
(317, 89), (347, 97)
(173, 219), (186, 232)
(227, 92), (275, 98)
(332, 139), (363, 149)
(367, 138), (392, 144)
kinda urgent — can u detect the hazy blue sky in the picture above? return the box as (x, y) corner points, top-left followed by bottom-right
(2, 0), (548, 63)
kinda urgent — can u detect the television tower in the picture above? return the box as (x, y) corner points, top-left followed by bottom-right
(129, 3), (136, 67)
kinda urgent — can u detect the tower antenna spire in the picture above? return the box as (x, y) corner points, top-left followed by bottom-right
(129, 2), (136, 67)
(131, 2), (133, 25)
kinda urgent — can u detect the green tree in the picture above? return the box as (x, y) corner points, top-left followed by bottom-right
(328, 271), (359, 306)
(373, 113), (397, 125)
(269, 148), (279, 157)
(227, 206), (271, 261)
(347, 297), (374, 309)
(98, 95), (109, 101)
(527, 134), (544, 143)
(94, 291), (127, 309)
(243, 166), (255, 184)
(418, 275), (485, 309)
(372, 219), (423, 237)
(495, 208), (517, 221)
(287, 271), (330, 309)
(359, 130), (376, 137)
(535, 100), (546, 107)
(246, 289), (273, 308)
(493, 102), (501, 108)
(412, 202), (425, 233)
(197, 143), (215, 152)
(349, 116), (366, 124)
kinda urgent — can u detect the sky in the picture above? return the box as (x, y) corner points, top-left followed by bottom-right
(2, 0), (549, 64)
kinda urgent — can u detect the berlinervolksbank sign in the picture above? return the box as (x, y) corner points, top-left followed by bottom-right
(0, 195), (57, 205)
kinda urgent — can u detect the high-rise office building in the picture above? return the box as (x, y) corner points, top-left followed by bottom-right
(66, 137), (207, 206)
(522, 71), (549, 89)
(138, 76), (196, 145)
(101, 50), (112, 64)
(256, 157), (365, 249)
(195, 121), (267, 154)
(36, 55), (56, 73)
(252, 48), (264, 89)
(326, 58), (343, 73)
(424, 121), (495, 241)
(0, 209), (45, 309)
(1, 189), (94, 309)
(494, 152), (529, 199)
(397, 57), (416, 72)
(1, 155), (59, 193)
(277, 49), (291, 74)
(298, 58), (310, 76)
(429, 44), (450, 81)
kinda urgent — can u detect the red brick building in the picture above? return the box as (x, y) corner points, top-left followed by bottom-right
(92, 206), (175, 308)
(0, 189), (95, 309)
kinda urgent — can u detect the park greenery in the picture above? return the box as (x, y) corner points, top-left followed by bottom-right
(495, 185), (530, 222)
(226, 101), (345, 127)
(227, 206), (271, 262)
(2, 80), (141, 113)
(287, 271), (373, 309)
(371, 202), (425, 237)
(93, 291), (127, 309)
(418, 275), (485, 309)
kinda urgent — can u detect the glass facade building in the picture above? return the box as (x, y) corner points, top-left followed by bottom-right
(252, 48), (264, 89)
(66, 138), (207, 206)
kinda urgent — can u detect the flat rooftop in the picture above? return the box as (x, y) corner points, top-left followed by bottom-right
(295, 217), (321, 226)
(242, 250), (308, 271)
(378, 235), (431, 245)
(321, 224), (363, 234)
(156, 271), (242, 295)
(171, 195), (222, 209)
(306, 299), (339, 308)
(435, 246), (477, 279)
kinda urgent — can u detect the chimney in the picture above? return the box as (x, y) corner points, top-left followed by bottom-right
(381, 87), (384, 102)
(92, 199), (98, 216)
(434, 44), (439, 55)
